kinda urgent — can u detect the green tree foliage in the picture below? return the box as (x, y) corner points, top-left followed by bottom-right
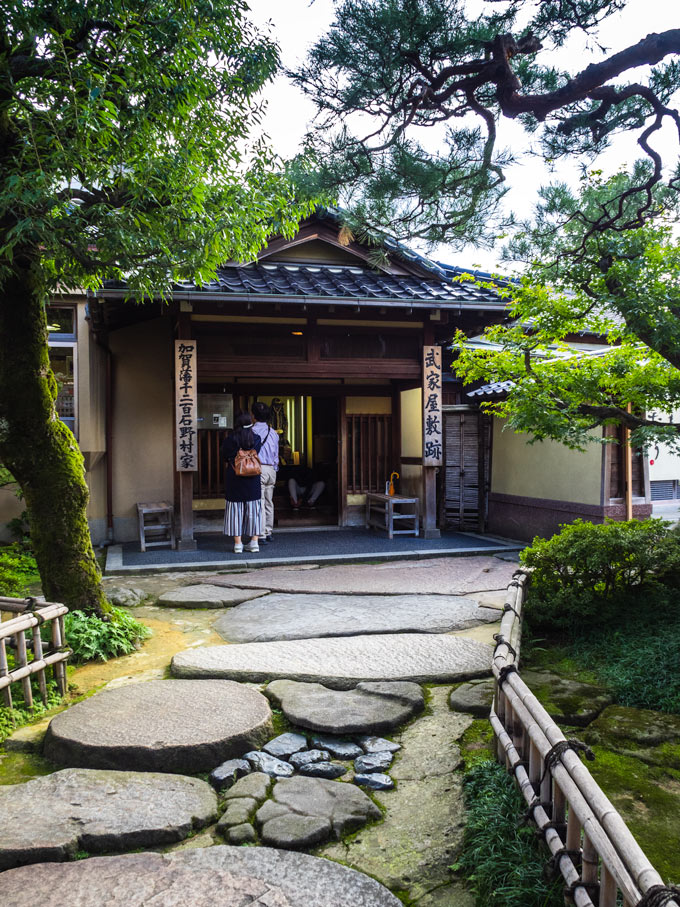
(0, 1), (321, 613)
(293, 0), (680, 246)
(453, 172), (680, 450)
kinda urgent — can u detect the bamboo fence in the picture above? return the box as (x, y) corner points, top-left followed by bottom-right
(0, 595), (70, 716)
(491, 570), (679, 907)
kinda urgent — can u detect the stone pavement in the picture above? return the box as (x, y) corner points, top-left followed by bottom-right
(1, 553), (514, 904)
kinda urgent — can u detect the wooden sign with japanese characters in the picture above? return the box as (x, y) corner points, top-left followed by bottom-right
(422, 345), (443, 466)
(175, 340), (198, 471)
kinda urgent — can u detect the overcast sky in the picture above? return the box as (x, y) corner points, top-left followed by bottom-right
(246, 0), (679, 272)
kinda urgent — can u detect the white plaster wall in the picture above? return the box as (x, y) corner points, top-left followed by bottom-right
(491, 418), (602, 505)
(109, 317), (174, 542)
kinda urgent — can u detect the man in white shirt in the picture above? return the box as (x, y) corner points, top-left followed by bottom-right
(251, 402), (279, 543)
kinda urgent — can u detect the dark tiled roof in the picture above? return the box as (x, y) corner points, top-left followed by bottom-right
(467, 380), (515, 398)
(171, 262), (505, 309)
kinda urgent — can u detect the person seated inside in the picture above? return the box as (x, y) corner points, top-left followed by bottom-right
(288, 463), (326, 510)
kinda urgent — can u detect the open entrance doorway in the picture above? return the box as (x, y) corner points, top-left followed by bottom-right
(193, 387), (339, 531)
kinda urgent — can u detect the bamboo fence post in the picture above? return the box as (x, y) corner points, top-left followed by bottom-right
(553, 781), (567, 838)
(15, 628), (33, 709)
(600, 864), (618, 907)
(0, 636), (12, 710)
(52, 615), (67, 695)
(31, 625), (48, 704)
(504, 701), (515, 770)
(582, 833), (599, 899)
(566, 802), (581, 851)
(529, 738), (540, 792)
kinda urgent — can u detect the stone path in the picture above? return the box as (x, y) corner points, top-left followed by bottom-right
(322, 687), (475, 905)
(0, 846), (403, 906)
(2, 553), (514, 903)
(214, 592), (498, 642)
(171, 633), (493, 688)
(43, 679), (272, 773)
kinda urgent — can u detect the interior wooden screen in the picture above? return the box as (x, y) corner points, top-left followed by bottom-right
(443, 409), (490, 531)
(194, 429), (225, 498)
(346, 414), (393, 493)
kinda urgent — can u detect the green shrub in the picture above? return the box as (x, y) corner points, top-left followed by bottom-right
(0, 542), (40, 597)
(521, 519), (680, 636)
(454, 761), (562, 907)
(64, 607), (151, 663)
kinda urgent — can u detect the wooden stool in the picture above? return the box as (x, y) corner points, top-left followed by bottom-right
(365, 493), (420, 539)
(136, 502), (176, 552)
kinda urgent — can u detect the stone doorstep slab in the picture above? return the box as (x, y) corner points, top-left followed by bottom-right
(0, 846), (403, 906)
(265, 679), (425, 735)
(171, 634), (493, 690)
(43, 679), (272, 774)
(201, 555), (519, 595)
(214, 592), (499, 643)
(0, 769), (217, 872)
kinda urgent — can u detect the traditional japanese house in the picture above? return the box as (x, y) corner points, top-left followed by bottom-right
(0, 212), (651, 546)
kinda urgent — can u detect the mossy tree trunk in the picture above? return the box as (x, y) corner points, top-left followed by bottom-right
(0, 254), (111, 616)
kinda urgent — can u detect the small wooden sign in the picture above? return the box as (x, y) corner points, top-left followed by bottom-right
(175, 339), (198, 471)
(422, 345), (443, 466)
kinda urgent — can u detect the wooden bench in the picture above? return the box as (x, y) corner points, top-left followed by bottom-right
(365, 493), (420, 539)
(136, 502), (176, 552)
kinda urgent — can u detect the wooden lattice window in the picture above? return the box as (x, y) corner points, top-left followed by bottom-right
(346, 414), (393, 493)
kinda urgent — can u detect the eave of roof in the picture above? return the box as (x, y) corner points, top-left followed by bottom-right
(100, 260), (506, 312)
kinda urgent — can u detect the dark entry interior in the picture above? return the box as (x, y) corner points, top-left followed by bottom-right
(194, 387), (338, 530)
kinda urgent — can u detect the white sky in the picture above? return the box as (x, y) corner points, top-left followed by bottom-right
(246, 0), (680, 272)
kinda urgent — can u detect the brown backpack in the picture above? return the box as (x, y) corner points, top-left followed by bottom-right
(233, 448), (262, 477)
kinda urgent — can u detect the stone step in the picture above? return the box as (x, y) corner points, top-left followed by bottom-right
(43, 679), (272, 773)
(214, 592), (499, 643)
(0, 845), (403, 906)
(172, 633), (493, 689)
(0, 768), (217, 871)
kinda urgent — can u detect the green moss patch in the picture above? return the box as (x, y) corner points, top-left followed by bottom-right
(588, 746), (680, 882)
(0, 750), (55, 786)
(459, 720), (495, 770)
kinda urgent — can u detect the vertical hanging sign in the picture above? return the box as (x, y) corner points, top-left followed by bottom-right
(423, 345), (443, 466)
(175, 340), (198, 471)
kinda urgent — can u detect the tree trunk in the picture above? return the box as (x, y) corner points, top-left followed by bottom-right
(0, 256), (111, 616)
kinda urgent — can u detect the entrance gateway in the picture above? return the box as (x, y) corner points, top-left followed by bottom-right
(91, 212), (509, 546)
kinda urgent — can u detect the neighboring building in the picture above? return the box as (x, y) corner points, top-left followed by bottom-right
(0, 213), (652, 545)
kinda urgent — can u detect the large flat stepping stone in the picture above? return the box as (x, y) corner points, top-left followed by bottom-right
(257, 776), (381, 849)
(0, 768), (217, 871)
(266, 679), (424, 734)
(215, 592), (498, 642)
(158, 584), (268, 608)
(43, 680), (272, 773)
(172, 634), (492, 689)
(205, 555), (517, 595)
(0, 846), (402, 906)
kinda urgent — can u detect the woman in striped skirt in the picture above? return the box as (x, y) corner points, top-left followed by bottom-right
(222, 413), (263, 554)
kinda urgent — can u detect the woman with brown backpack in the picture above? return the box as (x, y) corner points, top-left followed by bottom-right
(221, 412), (263, 554)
